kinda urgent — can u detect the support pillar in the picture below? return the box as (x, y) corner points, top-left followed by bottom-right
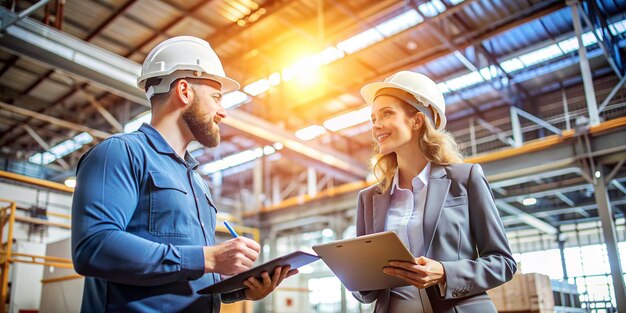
(557, 230), (569, 280)
(594, 165), (626, 311)
(569, 0), (600, 126)
(510, 107), (523, 147)
(307, 167), (317, 197)
(469, 117), (477, 156)
(253, 158), (263, 211)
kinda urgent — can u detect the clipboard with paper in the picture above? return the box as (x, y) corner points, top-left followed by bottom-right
(312, 231), (416, 291)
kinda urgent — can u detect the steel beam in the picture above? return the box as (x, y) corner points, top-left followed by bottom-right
(612, 181), (626, 195)
(0, 0), (49, 32)
(0, 9), (367, 179)
(577, 2), (623, 79)
(411, 2), (521, 108)
(227, 110), (368, 178)
(291, 0), (563, 113)
(599, 74), (626, 113)
(83, 92), (123, 132)
(555, 192), (575, 207)
(0, 8), (146, 104)
(593, 165), (626, 311)
(495, 200), (557, 235)
(0, 101), (112, 139)
(569, 1), (600, 126)
(512, 107), (562, 135)
(481, 128), (626, 181)
(20, 124), (70, 169)
(476, 117), (516, 147)
(562, 89), (571, 130)
(488, 195), (626, 224)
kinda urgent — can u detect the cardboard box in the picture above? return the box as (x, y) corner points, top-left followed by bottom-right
(487, 273), (555, 313)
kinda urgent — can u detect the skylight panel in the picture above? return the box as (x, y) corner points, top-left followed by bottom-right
(28, 132), (94, 165)
(316, 47), (345, 65)
(418, 0), (446, 18)
(609, 20), (626, 35)
(222, 91), (249, 109)
(445, 71), (484, 91)
(479, 65), (498, 80)
(282, 66), (296, 82)
(557, 37), (579, 53)
(500, 57), (524, 73)
(29, 152), (56, 165)
(323, 107), (371, 132)
(336, 28), (384, 54)
(295, 125), (327, 141)
(269, 72), (281, 86)
(199, 145), (277, 174)
(243, 79), (270, 96)
(581, 32), (597, 46)
(518, 44), (563, 67)
(49, 140), (80, 157)
(375, 10), (422, 37)
(74, 132), (94, 144)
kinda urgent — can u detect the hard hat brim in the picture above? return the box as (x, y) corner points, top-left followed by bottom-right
(208, 75), (240, 93)
(137, 72), (241, 94)
(360, 81), (447, 130)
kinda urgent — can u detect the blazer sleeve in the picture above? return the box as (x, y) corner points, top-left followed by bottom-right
(437, 164), (517, 299)
(351, 189), (382, 304)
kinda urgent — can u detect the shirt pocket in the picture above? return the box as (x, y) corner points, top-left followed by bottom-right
(148, 171), (192, 237)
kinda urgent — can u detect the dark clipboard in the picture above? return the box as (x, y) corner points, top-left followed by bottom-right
(197, 251), (320, 294)
(312, 231), (416, 291)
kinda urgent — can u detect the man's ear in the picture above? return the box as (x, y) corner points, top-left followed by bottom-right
(174, 79), (193, 106)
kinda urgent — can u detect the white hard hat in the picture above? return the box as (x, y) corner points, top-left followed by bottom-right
(360, 71), (447, 130)
(137, 36), (240, 99)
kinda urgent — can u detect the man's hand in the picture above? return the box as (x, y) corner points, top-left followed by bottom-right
(382, 256), (445, 289)
(203, 237), (260, 276)
(243, 266), (298, 301)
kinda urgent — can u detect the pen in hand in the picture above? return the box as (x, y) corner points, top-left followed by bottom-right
(223, 221), (239, 238)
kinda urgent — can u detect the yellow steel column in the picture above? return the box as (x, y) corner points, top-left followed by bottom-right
(0, 206), (6, 253)
(0, 202), (16, 313)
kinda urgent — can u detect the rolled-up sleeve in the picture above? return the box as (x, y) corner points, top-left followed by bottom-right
(71, 138), (205, 286)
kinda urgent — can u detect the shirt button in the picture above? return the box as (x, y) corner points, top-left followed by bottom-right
(201, 222), (205, 227)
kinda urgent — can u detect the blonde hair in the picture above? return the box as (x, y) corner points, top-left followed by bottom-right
(371, 103), (463, 193)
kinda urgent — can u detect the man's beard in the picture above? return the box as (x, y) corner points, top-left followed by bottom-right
(182, 93), (220, 148)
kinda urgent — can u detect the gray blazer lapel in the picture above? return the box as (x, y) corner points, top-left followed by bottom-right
(423, 165), (450, 256)
(373, 191), (391, 233)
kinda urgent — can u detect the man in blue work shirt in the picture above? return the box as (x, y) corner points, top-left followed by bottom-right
(71, 36), (295, 312)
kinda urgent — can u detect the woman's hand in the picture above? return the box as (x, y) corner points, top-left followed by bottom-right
(383, 256), (446, 289)
(243, 266), (298, 301)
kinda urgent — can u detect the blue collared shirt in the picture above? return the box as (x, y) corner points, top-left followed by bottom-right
(71, 123), (243, 312)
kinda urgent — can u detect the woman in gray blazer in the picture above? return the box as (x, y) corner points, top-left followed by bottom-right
(353, 71), (517, 313)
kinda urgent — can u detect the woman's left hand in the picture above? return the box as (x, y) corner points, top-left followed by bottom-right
(383, 256), (445, 289)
